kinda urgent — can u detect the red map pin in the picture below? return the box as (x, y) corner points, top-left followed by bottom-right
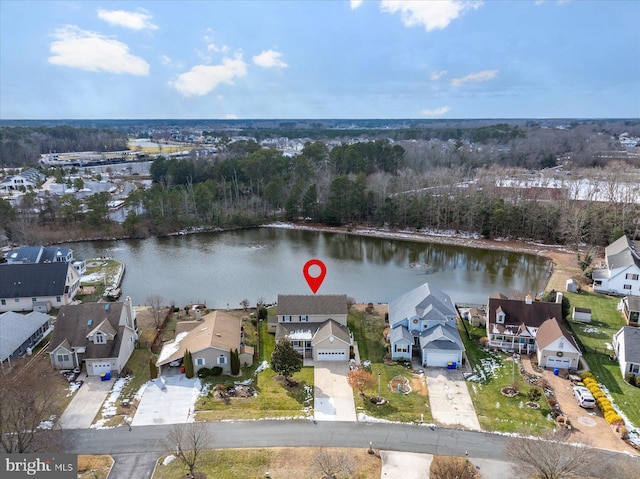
(303, 259), (327, 294)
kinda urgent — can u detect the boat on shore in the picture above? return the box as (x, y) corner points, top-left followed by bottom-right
(104, 287), (122, 301)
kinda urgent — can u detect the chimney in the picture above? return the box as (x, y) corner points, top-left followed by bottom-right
(525, 294), (533, 305)
(556, 292), (563, 304)
(196, 309), (201, 321)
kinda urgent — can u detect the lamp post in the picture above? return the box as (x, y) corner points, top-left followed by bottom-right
(378, 373), (381, 399)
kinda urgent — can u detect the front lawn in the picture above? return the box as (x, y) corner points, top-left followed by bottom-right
(348, 307), (387, 363)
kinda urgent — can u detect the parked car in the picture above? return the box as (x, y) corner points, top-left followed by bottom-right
(573, 386), (596, 408)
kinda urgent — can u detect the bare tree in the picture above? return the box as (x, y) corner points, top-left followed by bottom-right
(430, 455), (482, 479)
(505, 430), (599, 479)
(239, 298), (250, 311)
(166, 422), (211, 478)
(0, 372), (62, 453)
(311, 447), (356, 479)
(146, 294), (164, 330)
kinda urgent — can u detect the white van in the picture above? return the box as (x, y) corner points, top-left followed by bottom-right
(573, 386), (596, 408)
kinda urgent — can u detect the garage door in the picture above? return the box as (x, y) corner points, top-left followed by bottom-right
(546, 356), (572, 369)
(91, 362), (112, 375)
(425, 351), (459, 368)
(316, 350), (347, 361)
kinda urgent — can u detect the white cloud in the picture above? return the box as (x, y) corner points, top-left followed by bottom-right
(450, 69), (497, 86)
(170, 56), (248, 97)
(380, 0), (482, 31)
(97, 8), (158, 30)
(225, 113), (238, 119)
(252, 49), (288, 69)
(420, 106), (451, 116)
(160, 55), (172, 66)
(351, 0), (364, 9)
(430, 70), (447, 81)
(48, 26), (150, 75)
(207, 43), (229, 54)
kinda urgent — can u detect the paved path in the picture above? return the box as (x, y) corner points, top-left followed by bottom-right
(59, 377), (113, 429)
(132, 376), (199, 426)
(313, 361), (357, 421)
(425, 368), (481, 430)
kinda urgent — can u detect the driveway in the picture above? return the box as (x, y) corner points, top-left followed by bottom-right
(313, 361), (357, 422)
(59, 377), (114, 429)
(380, 451), (513, 479)
(425, 368), (481, 430)
(132, 376), (200, 426)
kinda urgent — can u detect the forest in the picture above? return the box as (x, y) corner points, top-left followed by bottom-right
(1, 120), (639, 248)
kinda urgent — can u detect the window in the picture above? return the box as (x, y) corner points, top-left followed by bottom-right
(217, 355), (227, 365)
(594, 280), (602, 286)
(300, 315), (308, 322)
(57, 354), (70, 362)
(624, 284), (632, 290)
(283, 315), (292, 322)
(32, 298), (37, 303)
(14, 298), (19, 303)
(1, 299), (5, 306)
(395, 344), (408, 353)
(496, 312), (505, 324)
(56, 296), (61, 303)
(195, 357), (205, 366)
(95, 332), (105, 344)
(625, 273), (639, 280)
(630, 364), (640, 374)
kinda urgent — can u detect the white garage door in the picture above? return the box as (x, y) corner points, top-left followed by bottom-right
(425, 351), (459, 368)
(91, 362), (112, 375)
(546, 356), (572, 369)
(316, 350), (347, 361)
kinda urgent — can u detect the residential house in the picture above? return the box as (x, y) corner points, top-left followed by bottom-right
(49, 297), (138, 376)
(486, 293), (562, 356)
(275, 294), (351, 361)
(592, 235), (640, 296)
(156, 310), (253, 375)
(613, 326), (640, 378)
(0, 168), (43, 192)
(621, 296), (640, 326)
(388, 283), (464, 368)
(535, 318), (582, 369)
(0, 311), (52, 371)
(0, 262), (81, 312)
(5, 245), (74, 264)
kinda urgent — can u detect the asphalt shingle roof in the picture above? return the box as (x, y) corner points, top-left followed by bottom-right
(277, 295), (348, 316)
(616, 326), (640, 364)
(0, 263), (71, 297)
(0, 311), (51, 361)
(389, 283), (457, 327)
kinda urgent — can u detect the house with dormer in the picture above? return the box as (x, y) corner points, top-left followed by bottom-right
(592, 235), (640, 296)
(274, 294), (351, 361)
(0, 169), (43, 192)
(388, 283), (464, 368)
(48, 297), (138, 376)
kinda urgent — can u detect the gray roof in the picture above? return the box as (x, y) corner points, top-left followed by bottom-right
(419, 323), (464, 351)
(5, 246), (72, 264)
(624, 296), (640, 312)
(389, 324), (413, 343)
(606, 235), (640, 270)
(0, 263), (71, 297)
(389, 283), (457, 327)
(615, 326), (640, 364)
(277, 295), (348, 316)
(49, 302), (126, 361)
(311, 319), (351, 346)
(0, 311), (51, 361)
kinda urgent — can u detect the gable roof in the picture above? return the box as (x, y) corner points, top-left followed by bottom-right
(277, 295), (348, 316)
(157, 310), (241, 366)
(606, 235), (640, 270)
(389, 283), (457, 327)
(624, 296), (640, 312)
(0, 311), (51, 361)
(389, 324), (414, 344)
(311, 318), (350, 346)
(487, 295), (562, 331)
(5, 246), (72, 264)
(535, 318), (580, 351)
(49, 301), (126, 360)
(615, 326), (640, 364)
(419, 323), (464, 351)
(0, 263), (72, 297)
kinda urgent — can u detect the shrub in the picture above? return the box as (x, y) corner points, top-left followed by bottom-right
(258, 307), (268, 320)
(211, 366), (223, 376)
(604, 411), (624, 425)
(581, 371), (595, 380)
(635, 375), (640, 388)
(197, 367), (211, 379)
(592, 390), (606, 401)
(624, 372), (635, 384)
(527, 388), (543, 402)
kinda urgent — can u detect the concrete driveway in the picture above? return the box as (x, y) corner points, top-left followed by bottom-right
(131, 375), (199, 426)
(313, 361), (357, 422)
(59, 377), (114, 429)
(425, 368), (481, 430)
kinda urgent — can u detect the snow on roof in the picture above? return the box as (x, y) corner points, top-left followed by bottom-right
(287, 329), (313, 340)
(157, 331), (189, 364)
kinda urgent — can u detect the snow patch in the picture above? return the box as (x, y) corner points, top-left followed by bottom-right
(157, 331), (189, 364)
(162, 455), (176, 466)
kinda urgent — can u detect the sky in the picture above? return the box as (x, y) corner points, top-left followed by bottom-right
(1, 0), (639, 120)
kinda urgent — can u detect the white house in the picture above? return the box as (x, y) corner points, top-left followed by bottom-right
(535, 318), (582, 370)
(49, 297), (138, 376)
(592, 235), (640, 296)
(613, 326), (640, 378)
(388, 283), (464, 368)
(0, 169), (43, 192)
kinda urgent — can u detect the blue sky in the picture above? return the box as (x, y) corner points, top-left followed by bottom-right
(1, 0), (638, 119)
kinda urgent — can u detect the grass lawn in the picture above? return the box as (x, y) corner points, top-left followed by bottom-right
(77, 455), (113, 479)
(348, 308), (387, 363)
(153, 447), (381, 479)
(459, 323), (554, 433)
(354, 363), (433, 423)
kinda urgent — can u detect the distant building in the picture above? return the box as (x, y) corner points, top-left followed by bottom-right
(5, 245), (74, 265)
(592, 235), (640, 296)
(0, 169), (43, 192)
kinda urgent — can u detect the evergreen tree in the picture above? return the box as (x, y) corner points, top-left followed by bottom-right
(230, 348), (240, 375)
(184, 350), (194, 378)
(270, 339), (302, 379)
(149, 358), (158, 379)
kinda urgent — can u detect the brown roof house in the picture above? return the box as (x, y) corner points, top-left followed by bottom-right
(275, 294), (351, 361)
(535, 318), (581, 370)
(49, 297), (138, 376)
(156, 310), (253, 375)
